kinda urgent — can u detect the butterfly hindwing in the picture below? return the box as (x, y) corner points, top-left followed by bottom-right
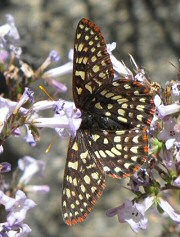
(89, 79), (154, 128)
(85, 126), (148, 179)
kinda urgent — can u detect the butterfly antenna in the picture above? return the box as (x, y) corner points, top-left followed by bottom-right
(39, 85), (54, 101)
(45, 133), (59, 153)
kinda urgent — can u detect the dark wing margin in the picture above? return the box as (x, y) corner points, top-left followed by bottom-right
(62, 130), (105, 225)
(72, 18), (114, 109)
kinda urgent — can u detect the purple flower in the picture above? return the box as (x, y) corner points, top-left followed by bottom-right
(43, 48), (73, 78)
(0, 190), (36, 226)
(17, 156), (50, 195)
(106, 43), (133, 78)
(154, 95), (180, 118)
(68, 49), (73, 61)
(24, 185), (50, 194)
(0, 15), (20, 43)
(18, 156), (45, 185)
(23, 125), (36, 147)
(0, 162), (11, 173)
(13, 88), (34, 114)
(106, 199), (149, 233)
(174, 176), (180, 186)
(172, 82), (180, 96)
(174, 142), (180, 161)
(158, 117), (180, 150)
(30, 100), (82, 137)
(49, 50), (61, 62)
(31, 116), (80, 129)
(0, 107), (10, 133)
(48, 79), (67, 93)
(0, 145), (3, 154)
(5, 15), (20, 41)
(0, 223), (31, 237)
(0, 96), (27, 115)
(43, 61), (73, 78)
(32, 100), (57, 112)
(157, 198), (180, 223)
(128, 169), (150, 192)
(0, 50), (9, 62)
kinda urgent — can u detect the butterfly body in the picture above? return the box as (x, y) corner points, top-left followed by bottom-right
(62, 18), (155, 225)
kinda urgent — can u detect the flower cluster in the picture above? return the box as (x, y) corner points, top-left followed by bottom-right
(0, 157), (49, 236)
(0, 14), (180, 236)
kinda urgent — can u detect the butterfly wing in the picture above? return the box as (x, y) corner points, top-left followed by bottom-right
(62, 130), (105, 225)
(72, 18), (114, 109)
(85, 126), (149, 178)
(62, 18), (155, 226)
(89, 79), (155, 128)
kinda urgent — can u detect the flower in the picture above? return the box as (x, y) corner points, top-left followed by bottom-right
(17, 156), (50, 195)
(0, 15), (21, 60)
(172, 82), (180, 96)
(42, 49), (73, 79)
(106, 199), (149, 233)
(0, 222), (31, 237)
(23, 125), (36, 147)
(174, 141), (180, 161)
(158, 117), (180, 150)
(5, 15), (20, 41)
(0, 162), (11, 173)
(43, 61), (73, 79)
(174, 176), (180, 186)
(24, 185), (50, 194)
(0, 145), (3, 154)
(106, 196), (180, 232)
(154, 95), (180, 118)
(49, 50), (61, 62)
(18, 156), (45, 185)
(35, 50), (61, 77)
(0, 15), (19, 42)
(0, 96), (27, 115)
(157, 198), (180, 223)
(31, 100), (57, 112)
(29, 99), (82, 137)
(0, 190), (36, 226)
(13, 88), (34, 114)
(106, 43), (133, 78)
(0, 106), (9, 133)
(48, 79), (67, 93)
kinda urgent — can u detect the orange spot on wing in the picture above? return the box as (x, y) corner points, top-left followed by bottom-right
(144, 146), (149, 153)
(133, 165), (140, 173)
(143, 133), (148, 142)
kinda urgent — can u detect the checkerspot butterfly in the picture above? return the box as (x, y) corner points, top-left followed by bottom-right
(62, 18), (154, 225)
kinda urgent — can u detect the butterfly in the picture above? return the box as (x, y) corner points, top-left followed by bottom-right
(62, 18), (154, 225)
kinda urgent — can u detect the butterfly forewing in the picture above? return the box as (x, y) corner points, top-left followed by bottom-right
(62, 131), (105, 225)
(73, 18), (114, 109)
(62, 18), (155, 225)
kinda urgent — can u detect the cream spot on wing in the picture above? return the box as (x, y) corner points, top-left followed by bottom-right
(84, 175), (91, 184)
(68, 161), (78, 170)
(80, 151), (88, 159)
(85, 84), (93, 94)
(92, 134), (100, 141)
(72, 142), (78, 151)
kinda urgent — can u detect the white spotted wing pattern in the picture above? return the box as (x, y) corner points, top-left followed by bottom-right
(62, 18), (154, 225)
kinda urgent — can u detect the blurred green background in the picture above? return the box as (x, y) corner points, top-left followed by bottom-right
(0, 0), (180, 237)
